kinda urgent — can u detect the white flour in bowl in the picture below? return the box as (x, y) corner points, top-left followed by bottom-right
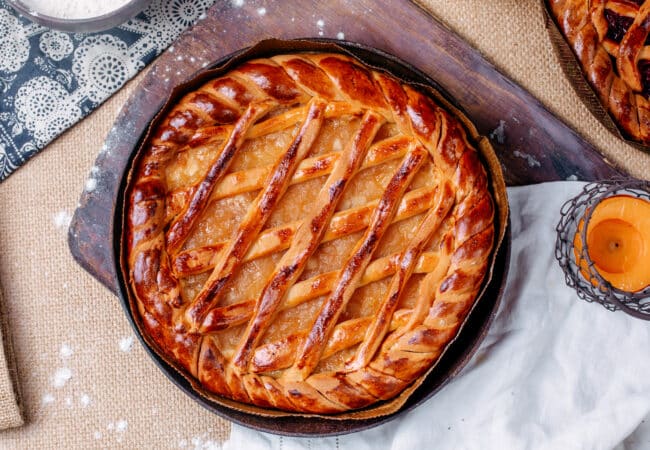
(19, 0), (132, 19)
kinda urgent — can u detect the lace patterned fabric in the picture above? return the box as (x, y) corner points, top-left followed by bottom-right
(0, 0), (215, 181)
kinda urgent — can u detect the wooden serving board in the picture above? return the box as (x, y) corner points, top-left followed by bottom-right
(68, 0), (624, 294)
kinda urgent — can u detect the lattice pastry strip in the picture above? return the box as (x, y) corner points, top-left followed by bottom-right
(200, 249), (440, 335)
(347, 178), (455, 371)
(184, 98), (329, 328)
(166, 134), (413, 235)
(283, 146), (428, 382)
(126, 52), (495, 414)
(231, 110), (385, 371)
(173, 183), (436, 277)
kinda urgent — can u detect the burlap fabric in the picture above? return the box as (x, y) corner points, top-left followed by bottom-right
(0, 285), (22, 431)
(0, 0), (648, 448)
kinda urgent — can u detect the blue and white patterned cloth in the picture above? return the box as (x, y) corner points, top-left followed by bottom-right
(0, 0), (215, 181)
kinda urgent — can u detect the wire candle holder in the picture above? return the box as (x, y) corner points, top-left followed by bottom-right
(555, 178), (650, 320)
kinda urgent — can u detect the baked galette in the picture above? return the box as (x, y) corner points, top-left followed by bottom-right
(125, 52), (495, 414)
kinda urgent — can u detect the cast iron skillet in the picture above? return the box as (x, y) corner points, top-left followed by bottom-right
(113, 39), (511, 437)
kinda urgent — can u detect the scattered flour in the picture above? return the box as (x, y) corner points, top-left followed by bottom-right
(42, 393), (55, 405)
(85, 177), (97, 192)
(337, 31), (345, 40)
(93, 431), (102, 440)
(490, 120), (506, 145)
(257, 7), (266, 16)
(65, 396), (73, 408)
(513, 150), (542, 168)
(566, 174), (579, 181)
(231, 0), (244, 6)
(80, 393), (92, 407)
(53, 210), (73, 230)
(182, 434), (221, 450)
(116, 419), (128, 433)
(316, 19), (324, 27)
(119, 336), (134, 352)
(59, 343), (73, 358)
(106, 420), (128, 443)
(52, 367), (72, 388)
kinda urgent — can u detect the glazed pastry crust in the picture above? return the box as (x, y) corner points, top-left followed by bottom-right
(125, 53), (495, 414)
(549, 0), (650, 143)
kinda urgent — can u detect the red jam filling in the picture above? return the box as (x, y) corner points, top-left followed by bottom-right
(604, 9), (634, 42)
(639, 60), (650, 97)
(605, 7), (650, 96)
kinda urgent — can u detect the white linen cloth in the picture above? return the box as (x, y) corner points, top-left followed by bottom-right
(224, 182), (650, 450)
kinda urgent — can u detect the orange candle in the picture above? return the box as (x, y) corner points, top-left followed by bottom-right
(573, 195), (650, 292)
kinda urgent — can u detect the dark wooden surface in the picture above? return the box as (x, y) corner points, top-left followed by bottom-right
(66, 0), (627, 436)
(69, 0), (624, 294)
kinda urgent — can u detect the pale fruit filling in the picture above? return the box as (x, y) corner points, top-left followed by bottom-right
(168, 112), (438, 374)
